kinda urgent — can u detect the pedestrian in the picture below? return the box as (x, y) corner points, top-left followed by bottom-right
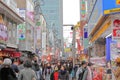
(81, 61), (88, 80)
(0, 58), (17, 80)
(18, 58), (24, 70)
(50, 66), (59, 80)
(58, 65), (69, 80)
(11, 58), (19, 73)
(76, 61), (88, 80)
(32, 60), (43, 80)
(86, 62), (94, 80)
(44, 63), (52, 80)
(0, 58), (3, 69)
(18, 59), (37, 80)
(57, 62), (61, 70)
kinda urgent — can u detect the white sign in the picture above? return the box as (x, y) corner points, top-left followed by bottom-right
(42, 32), (46, 49)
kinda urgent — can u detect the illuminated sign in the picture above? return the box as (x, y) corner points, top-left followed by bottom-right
(80, 0), (87, 20)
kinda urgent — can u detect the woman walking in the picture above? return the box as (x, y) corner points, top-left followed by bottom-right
(0, 58), (17, 80)
(18, 59), (37, 80)
(58, 66), (69, 80)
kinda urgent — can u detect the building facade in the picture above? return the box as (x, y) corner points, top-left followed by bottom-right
(40, 0), (63, 56)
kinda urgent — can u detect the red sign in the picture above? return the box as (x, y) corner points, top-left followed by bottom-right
(112, 18), (120, 40)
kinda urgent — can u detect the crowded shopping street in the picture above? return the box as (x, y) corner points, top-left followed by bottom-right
(0, 0), (120, 80)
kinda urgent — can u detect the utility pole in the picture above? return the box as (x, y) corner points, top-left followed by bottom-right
(63, 24), (76, 67)
(71, 26), (76, 67)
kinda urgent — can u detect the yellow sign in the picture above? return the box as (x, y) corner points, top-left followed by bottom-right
(64, 48), (71, 52)
(90, 20), (111, 43)
(116, 0), (120, 5)
(104, 8), (120, 14)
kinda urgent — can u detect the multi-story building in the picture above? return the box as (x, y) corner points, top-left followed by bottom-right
(16, 0), (35, 53)
(40, 0), (63, 56)
(0, 0), (24, 58)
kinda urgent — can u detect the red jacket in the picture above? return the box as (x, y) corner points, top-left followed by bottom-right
(54, 71), (59, 80)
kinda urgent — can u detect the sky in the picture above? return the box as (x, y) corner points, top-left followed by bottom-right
(63, 0), (80, 42)
(63, 0), (80, 25)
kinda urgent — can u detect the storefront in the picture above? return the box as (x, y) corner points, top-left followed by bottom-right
(84, 0), (120, 79)
(88, 0), (120, 60)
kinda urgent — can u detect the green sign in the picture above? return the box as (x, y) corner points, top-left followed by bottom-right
(17, 24), (26, 40)
(36, 22), (41, 26)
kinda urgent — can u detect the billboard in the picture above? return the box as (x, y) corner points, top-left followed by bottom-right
(103, 0), (120, 15)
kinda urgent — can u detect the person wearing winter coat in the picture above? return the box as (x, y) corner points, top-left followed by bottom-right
(58, 66), (69, 80)
(44, 63), (52, 80)
(0, 58), (17, 80)
(50, 66), (59, 80)
(18, 59), (37, 80)
(86, 63), (93, 80)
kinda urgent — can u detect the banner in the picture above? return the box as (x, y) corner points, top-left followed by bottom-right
(17, 24), (25, 40)
(80, 0), (87, 20)
(112, 17), (120, 40)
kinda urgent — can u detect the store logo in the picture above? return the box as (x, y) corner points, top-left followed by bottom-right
(116, 0), (120, 5)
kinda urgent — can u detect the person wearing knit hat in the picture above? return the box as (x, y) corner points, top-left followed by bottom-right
(3, 58), (12, 66)
(0, 58), (17, 80)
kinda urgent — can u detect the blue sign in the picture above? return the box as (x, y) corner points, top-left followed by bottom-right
(84, 27), (88, 38)
(103, 0), (120, 15)
(103, 0), (120, 10)
(88, 0), (103, 35)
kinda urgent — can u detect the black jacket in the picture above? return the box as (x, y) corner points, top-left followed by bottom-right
(0, 67), (17, 80)
(58, 70), (69, 80)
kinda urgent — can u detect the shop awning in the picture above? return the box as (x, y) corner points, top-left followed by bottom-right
(13, 52), (21, 57)
(0, 1), (24, 24)
(90, 16), (111, 43)
(3, 48), (16, 52)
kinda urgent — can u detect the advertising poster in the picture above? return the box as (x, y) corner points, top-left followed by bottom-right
(0, 15), (8, 41)
(112, 17), (120, 40)
(17, 24), (25, 40)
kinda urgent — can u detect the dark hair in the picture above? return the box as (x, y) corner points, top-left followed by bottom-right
(11, 58), (15, 64)
(23, 60), (32, 68)
(88, 62), (93, 66)
(81, 61), (86, 65)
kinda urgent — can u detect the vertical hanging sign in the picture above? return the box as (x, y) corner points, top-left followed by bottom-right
(80, 0), (87, 20)
(84, 27), (88, 38)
